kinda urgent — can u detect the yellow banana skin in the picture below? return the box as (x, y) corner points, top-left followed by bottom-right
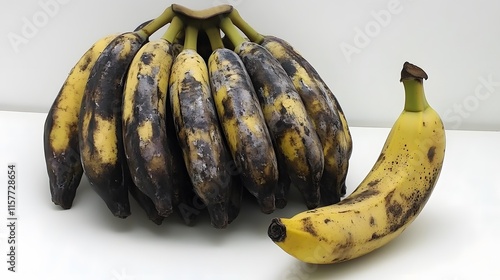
(208, 48), (278, 214)
(79, 32), (146, 218)
(262, 35), (351, 205)
(169, 49), (232, 228)
(268, 62), (445, 264)
(236, 41), (324, 209)
(122, 38), (176, 217)
(43, 34), (118, 209)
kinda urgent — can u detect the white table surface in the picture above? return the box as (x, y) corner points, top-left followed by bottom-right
(0, 110), (499, 280)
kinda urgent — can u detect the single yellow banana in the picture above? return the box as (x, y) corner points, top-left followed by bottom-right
(268, 62), (446, 264)
(262, 35), (351, 205)
(208, 47), (279, 214)
(79, 32), (147, 218)
(43, 33), (118, 209)
(169, 25), (232, 228)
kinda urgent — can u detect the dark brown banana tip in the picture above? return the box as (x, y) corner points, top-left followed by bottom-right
(50, 183), (77, 209)
(129, 185), (164, 225)
(207, 203), (229, 229)
(107, 200), (131, 219)
(48, 164), (82, 209)
(268, 218), (286, 242)
(258, 195), (276, 214)
(275, 198), (287, 209)
(400, 61), (428, 81)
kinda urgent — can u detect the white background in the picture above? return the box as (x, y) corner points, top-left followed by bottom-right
(1, 0), (499, 131)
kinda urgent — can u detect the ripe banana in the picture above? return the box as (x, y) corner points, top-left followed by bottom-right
(122, 17), (184, 217)
(79, 32), (147, 218)
(164, 57), (200, 226)
(262, 35), (351, 205)
(169, 25), (232, 228)
(268, 62), (446, 264)
(235, 40), (325, 209)
(43, 33), (118, 209)
(208, 47), (279, 214)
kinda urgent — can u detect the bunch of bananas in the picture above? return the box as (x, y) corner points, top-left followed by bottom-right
(43, 4), (352, 228)
(43, 3), (446, 265)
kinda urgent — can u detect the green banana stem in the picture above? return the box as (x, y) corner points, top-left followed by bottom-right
(137, 6), (176, 39)
(400, 62), (430, 112)
(219, 17), (246, 51)
(205, 26), (224, 50)
(228, 9), (264, 44)
(402, 79), (429, 112)
(162, 16), (184, 43)
(183, 24), (199, 51)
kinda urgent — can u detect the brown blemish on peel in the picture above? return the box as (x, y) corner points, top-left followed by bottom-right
(369, 216), (375, 226)
(427, 146), (436, 162)
(368, 179), (381, 187)
(338, 189), (380, 205)
(301, 217), (318, 237)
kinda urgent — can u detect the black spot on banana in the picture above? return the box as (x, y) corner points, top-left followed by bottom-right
(208, 48), (278, 214)
(43, 33), (118, 209)
(122, 38), (178, 217)
(261, 35), (352, 205)
(169, 49), (232, 229)
(236, 41), (324, 209)
(79, 32), (147, 218)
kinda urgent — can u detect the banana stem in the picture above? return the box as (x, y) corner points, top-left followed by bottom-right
(219, 17), (246, 51)
(183, 24), (199, 51)
(228, 9), (264, 44)
(162, 16), (184, 43)
(400, 62), (430, 112)
(402, 80), (429, 112)
(205, 26), (224, 50)
(138, 6), (175, 38)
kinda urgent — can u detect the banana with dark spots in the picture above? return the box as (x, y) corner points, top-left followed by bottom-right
(78, 32), (147, 218)
(43, 33), (118, 209)
(208, 47), (278, 214)
(164, 45), (200, 226)
(236, 41), (324, 209)
(261, 35), (352, 205)
(169, 48), (232, 229)
(268, 62), (446, 264)
(122, 38), (178, 217)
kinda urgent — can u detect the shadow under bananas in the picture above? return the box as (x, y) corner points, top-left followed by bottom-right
(73, 171), (313, 244)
